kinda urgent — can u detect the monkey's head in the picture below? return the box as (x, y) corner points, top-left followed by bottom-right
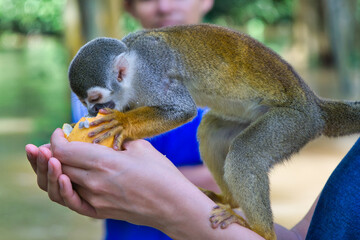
(69, 37), (136, 116)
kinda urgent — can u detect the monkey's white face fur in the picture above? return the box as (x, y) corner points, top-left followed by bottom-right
(81, 52), (138, 116)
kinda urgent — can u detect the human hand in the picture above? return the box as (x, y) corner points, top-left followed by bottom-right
(25, 142), (70, 206)
(49, 128), (195, 228)
(27, 129), (270, 240)
(25, 143), (51, 191)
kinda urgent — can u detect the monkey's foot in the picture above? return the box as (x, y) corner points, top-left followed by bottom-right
(199, 187), (227, 205)
(209, 204), (250, 229)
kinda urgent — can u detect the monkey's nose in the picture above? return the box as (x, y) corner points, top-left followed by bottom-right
(91, 101), (115, 115)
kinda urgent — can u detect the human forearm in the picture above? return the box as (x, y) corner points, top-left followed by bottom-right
(28, 129), (310, 240)
(151, 177), (262, 240)
(178, 164), (220, 193)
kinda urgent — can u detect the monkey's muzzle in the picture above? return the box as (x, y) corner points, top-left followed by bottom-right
(89, 101), (115, 116)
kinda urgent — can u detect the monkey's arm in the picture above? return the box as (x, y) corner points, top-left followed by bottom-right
(88, 105), (197, 150)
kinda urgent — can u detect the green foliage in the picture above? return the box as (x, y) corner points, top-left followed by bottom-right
(0, 35), (70, 145)
(207, 0), (296, 25)
(0, 0), (296, 36)
(0, 0), (66, 35)
(205, 0), (296, 52)
(121, 12), (142, 34)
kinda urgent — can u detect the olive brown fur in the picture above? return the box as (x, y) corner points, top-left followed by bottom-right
(69, 24), (360, 240)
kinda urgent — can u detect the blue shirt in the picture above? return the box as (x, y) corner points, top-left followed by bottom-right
(71, 95), (204, 240)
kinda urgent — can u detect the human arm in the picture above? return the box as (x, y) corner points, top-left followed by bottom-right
(178, 165), (220, 193)
(274, 196), (319, 240)
(25, 129), (317, 240)
(47, 129), (262, 239)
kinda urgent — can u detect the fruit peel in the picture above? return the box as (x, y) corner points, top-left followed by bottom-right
(62, 113), (113, 148)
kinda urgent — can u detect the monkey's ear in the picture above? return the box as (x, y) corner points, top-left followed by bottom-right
(114, 54), (129, 82)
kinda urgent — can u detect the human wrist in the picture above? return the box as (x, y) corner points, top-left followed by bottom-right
(155, 179), (216, 239)
(155, 179), (264, 240)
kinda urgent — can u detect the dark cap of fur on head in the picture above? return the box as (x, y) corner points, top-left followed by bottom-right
(68, 37), (127, 99)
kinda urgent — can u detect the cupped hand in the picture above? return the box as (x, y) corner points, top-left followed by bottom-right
(49, 128), (191, 228)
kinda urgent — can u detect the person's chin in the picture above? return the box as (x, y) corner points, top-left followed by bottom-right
(158, 20), (184, 28)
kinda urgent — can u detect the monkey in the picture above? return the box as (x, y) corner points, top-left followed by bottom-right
(68, 24), (360, 240)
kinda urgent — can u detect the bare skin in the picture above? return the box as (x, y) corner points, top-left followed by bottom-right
(124, 0), (214, 29)
(25, 129), (315, 240)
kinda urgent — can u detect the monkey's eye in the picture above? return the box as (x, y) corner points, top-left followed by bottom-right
(89, 95), (101, 103)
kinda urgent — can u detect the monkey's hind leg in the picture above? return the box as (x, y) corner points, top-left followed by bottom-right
(209, 203), (250, 229)
(198, 187), (228, 205)
(198, 187), (250, 229)
(198, 111), (252, 228)
(223, 107), (323, 240)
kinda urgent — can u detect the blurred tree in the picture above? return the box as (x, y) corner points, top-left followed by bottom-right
(291, 0), (331, 67)
(63, 0), (123, 59)
(206, 0), (296, 53)
(292, 0), (359, 97)
(323, 0), (359, 96)
(207, 0), (294, 26)
(0, 0), (66, 35)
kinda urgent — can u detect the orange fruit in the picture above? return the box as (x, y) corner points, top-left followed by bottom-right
(62, 113), (113, 148)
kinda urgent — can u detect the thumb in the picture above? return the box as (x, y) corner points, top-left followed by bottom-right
(50, 128), (69, 152)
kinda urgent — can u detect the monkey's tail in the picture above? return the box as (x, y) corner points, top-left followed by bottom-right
(319, 98), (360, 137)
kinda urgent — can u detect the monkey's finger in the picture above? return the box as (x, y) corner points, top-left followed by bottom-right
(89, 114), (114, 126)
(98, 108), (114, 115)
(113, 133), (126, 151)
(88, 120), (119, 137)
(93, 125), (123, 144)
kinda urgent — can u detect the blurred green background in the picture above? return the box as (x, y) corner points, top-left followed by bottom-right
(0, 0), (359, 239)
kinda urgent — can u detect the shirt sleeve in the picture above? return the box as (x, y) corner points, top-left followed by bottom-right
(306, 137), (360, 239)
(147, 108), (205, 167)
(71, 92), (88, 123)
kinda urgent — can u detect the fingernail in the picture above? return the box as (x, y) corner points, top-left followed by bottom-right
(59, 179), (63, 190)
(48, 162), (53, 174)
(38, 151), (45, 164)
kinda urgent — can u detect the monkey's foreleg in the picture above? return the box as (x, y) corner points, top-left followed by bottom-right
(224, 107), (323, 240)
(88, 105), (196, 150)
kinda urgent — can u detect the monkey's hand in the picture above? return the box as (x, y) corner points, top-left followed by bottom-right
(88, 108), (131, 150)
(210, 204), (250, 230)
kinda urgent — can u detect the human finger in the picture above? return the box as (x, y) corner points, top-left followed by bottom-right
(58, 174), (98, 218)
(61, 164), (90, 187)
(25, 144), (39, 173)
(50, 128), (112, 169)
(36, 146), (52, 191)
(122, 139), (155, 154)
(25, 143), (51, 172)
(47, 158), (66, 206)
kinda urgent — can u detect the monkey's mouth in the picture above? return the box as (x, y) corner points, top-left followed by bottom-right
(90, 101), (115, 116)
(123, 105), (132, 112)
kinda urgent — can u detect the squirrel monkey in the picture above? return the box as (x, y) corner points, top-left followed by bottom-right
(69, 24), (360, 240)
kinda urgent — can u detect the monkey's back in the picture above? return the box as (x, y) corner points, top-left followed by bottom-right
(145, 24), (314, 108)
